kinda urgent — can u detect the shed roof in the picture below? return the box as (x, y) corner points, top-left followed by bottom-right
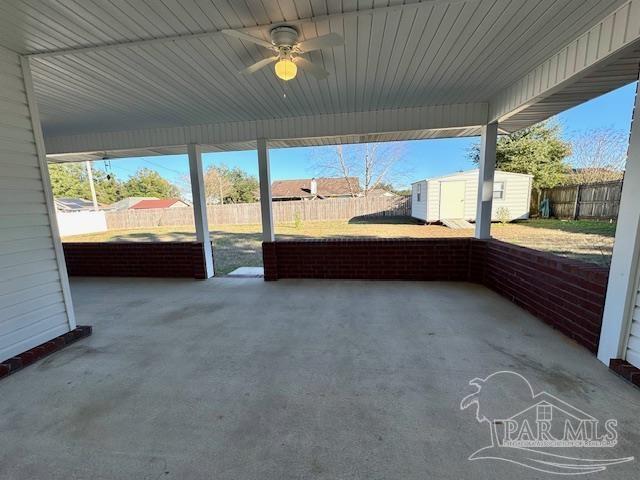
(411, 169), (534, 185)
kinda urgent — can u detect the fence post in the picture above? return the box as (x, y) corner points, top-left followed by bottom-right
(572, 184), (581, 220)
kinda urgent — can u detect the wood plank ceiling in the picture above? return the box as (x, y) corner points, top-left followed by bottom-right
(0, 0), (631, 138)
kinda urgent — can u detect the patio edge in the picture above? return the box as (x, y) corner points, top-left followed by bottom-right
(0, 326), (92, 381)
(609, 359), (640, 388)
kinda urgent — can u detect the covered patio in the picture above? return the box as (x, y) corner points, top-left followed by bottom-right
(2, 0), (640, 477)
(0, 277), (638, 479)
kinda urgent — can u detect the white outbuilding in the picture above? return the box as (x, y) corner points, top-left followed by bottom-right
(411, 169), (533, 223)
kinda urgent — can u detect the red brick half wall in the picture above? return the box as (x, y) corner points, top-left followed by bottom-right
(477, 240), (609, 353)
(63, 242), (210, 279)
(262, 239), (472, 281)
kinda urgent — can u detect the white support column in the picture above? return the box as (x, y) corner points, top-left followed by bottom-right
(257, 138), (275, 242)
(475, 122), (498, 239)
(598, 83), (640, 365)
(188, 143), (214, 278)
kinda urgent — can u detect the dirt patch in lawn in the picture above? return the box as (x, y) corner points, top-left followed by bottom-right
(490, 224), (613, 267)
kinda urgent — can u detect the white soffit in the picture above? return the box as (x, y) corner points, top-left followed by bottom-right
(46, 125), (484, 163)
(492, 0), (640, 130)
(0, 0), (632, 140)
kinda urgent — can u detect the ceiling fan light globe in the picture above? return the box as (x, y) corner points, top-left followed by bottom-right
(275, 58), (297, 81)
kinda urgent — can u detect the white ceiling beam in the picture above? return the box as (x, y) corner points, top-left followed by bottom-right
(46, 128), (489, 163)
(489, 0), (640, 124)
(44, 102), (488, 155)
(28, 0), (474, 60)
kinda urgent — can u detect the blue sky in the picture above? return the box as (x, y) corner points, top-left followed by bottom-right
(96, 82), (637, 191)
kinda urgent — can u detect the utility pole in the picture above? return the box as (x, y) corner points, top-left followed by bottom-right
(85, 161), (98, 210)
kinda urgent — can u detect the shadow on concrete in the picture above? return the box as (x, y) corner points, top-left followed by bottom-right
(347, 215), (422, 225)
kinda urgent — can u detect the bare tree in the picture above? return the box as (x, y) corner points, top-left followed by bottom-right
(567, 128), (627, 184)
(313, 142), (410, 196)
(203, 165), (233, 204)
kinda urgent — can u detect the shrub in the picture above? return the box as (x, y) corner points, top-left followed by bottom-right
(294, 211), (303, 229)
(496, 207), (511, 224)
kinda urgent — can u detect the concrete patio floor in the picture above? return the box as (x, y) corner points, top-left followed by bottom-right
(1, 278), (639, 479)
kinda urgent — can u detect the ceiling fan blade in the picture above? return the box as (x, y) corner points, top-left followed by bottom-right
(240, 56), (278, 75)
(293, 57), (329, 80)
(297, 33), (343, 53)
(221, 29), (274, 50)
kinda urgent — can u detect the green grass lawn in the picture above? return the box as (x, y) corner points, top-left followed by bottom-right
(513, 218), (617, 237)
(63, 217), (616, 274)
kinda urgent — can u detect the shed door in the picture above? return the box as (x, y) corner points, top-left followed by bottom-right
(440, 181), (465, 218)
(626, 284), (640, 368)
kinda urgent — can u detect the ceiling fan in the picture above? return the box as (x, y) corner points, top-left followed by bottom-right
(222, 26), (343, 81)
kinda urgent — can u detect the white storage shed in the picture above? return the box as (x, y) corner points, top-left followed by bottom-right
(411, 169), (533, 223)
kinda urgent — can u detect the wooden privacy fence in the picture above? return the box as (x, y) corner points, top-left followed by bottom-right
(105, 196), (412, 229)
(541, 180), (623, 220)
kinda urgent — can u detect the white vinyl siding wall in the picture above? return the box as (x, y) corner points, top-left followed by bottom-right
(626, 286), (640, 368)
(0, 47), (73, 362)
(427, 180), (441, 223)
(411, 181), (427, 221)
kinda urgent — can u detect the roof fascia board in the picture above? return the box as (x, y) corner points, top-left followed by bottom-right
(45, 102), (488, 155)
(489, 0), (640, 124)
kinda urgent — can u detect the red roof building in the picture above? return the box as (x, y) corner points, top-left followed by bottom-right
(130, 198), (189, 209)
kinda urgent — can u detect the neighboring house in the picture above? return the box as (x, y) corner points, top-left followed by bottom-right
(566, 167), (624, 184)
(110, 197), (158, 211)
(365, 188), (398, 198)
(54, 198), (108, 237)
(411, 169), (533, 222)
(130, 198), (190, 209)
(54, 197), (106, 212)
(271, 177), (361, 201)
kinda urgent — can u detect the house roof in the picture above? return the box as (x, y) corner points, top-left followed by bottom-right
(111, 197), (158, 210)
(54, 198), (97, 211)
(411, 169), (534, 185)
(366, 188), (398, 197)
(271, 177), (361, 199)
(130, 199), (185, 209)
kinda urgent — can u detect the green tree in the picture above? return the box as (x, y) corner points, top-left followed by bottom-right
(224, 167), (259, 203)
(92, 169), (122, 204)
(48, 162), (123, 204)
(49, 163), (88, 199)
(469, 121), (571, 192)
(121, 168), (181, 199)
(185, 164), (258, 204)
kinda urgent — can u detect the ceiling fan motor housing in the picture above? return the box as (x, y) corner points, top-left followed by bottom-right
(270, 26), (299, 48)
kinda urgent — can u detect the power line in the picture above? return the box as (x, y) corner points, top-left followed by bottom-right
(142, 158), (186, 176)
